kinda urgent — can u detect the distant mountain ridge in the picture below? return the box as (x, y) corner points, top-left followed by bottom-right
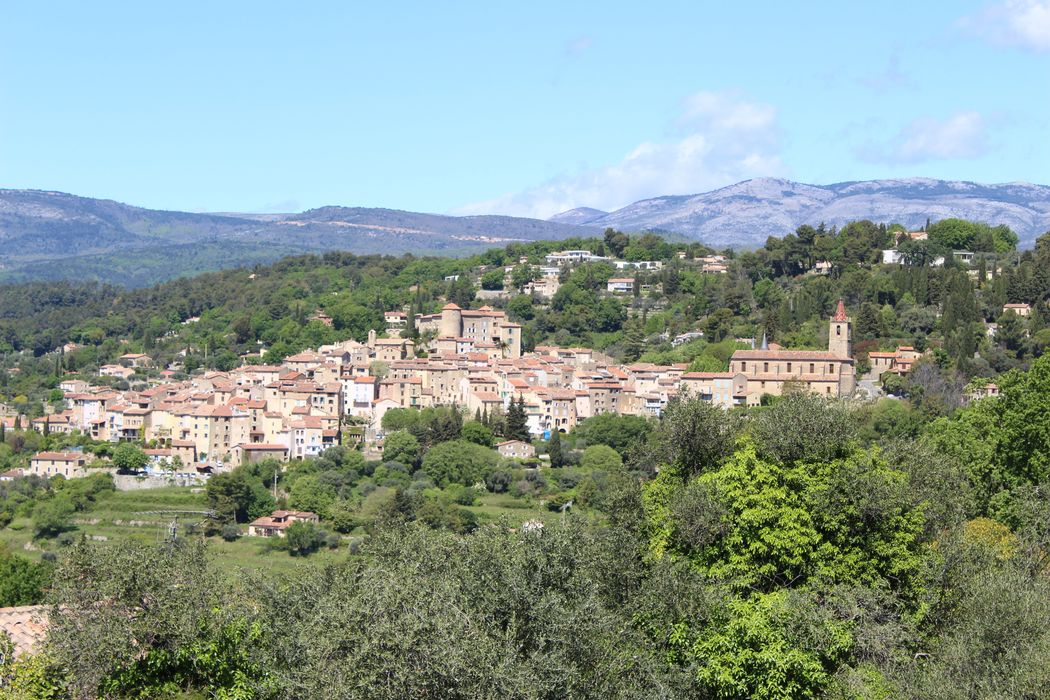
(553, 177), (1050, 248)
(3, 177), (1049, 287)
(548, 207), (609, 225)
(0, 190), (594, 287)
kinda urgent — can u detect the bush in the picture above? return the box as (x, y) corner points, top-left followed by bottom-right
(285, 521), (325, 557)
(219, 524), (240, 542)
(445, 484), (479, 506)
(511, 480), (535, 498)
(485, 470), (513, 493)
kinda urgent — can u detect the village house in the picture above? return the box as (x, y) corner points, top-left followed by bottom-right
(99, 364), (135, 380)
(496, 439), (536, 460)
(606, 278), (635, 294)
(28, 451), (89, 478)
(1003, 303), (1031, 317)
(247, 510), (319, 537)
(118, 353), (153, 368)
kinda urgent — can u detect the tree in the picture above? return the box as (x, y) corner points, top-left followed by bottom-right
(511, 264), (540, 290)
(505, 395), (530, 441)
(580, 444), (621, 472)
(622, 319), (644, 362)
(32, 496), (75, 539)
(45, 539), (255, 699)
(461, 421), (494, 447)
(604, 228), (630, 257)
(404, 304), (419, 340)
(480, 269), (504, 291)
(0, 546), (52, 606)
(111, 442), (148, 473)
(421, 440), (499, 487)
(650, 394), (740, 477)
(288, 475), (337, 519)
(205, 471), (272, 524)
(572, 413), (653, 457)
(547, 429), (565, 468)
(383, 430), (422, 468)
(751, 393), (858, 465)
(285, 521), (325, 556)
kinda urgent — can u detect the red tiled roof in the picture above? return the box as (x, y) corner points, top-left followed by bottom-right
(832, 299), (848, 322)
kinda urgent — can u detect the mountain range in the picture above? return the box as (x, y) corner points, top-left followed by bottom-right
(2, 177), (1049, 287)
(0, 190), (594, 287)
(549, 177), (1050, 249)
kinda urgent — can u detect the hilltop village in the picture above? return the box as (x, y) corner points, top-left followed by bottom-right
(4, 217), (1042, 481)
(26, 297), (878, 479)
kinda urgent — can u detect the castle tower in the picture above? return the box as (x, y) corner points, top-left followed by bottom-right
(440, 303), (462, 338)
(828, 299), (852, 359)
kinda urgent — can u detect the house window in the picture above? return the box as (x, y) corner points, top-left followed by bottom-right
(809, 363), (815, 373)
(741, 361), (747, 371)
(763, 362), (769, 372)
(828, 364), (834, 373)
(787, 362), (792, 372)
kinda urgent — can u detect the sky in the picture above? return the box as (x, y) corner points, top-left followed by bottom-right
(1, 1), (1048, 218)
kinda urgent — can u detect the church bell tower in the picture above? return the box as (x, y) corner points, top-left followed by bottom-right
(828, 299), (852, 358)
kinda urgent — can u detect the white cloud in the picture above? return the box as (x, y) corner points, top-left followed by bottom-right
(859, 112), (989, 164)
(456, 90), (785, 219)
(960, 1), (1050, 51)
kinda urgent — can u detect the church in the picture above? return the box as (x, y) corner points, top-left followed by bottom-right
(728, 300), (856, 406)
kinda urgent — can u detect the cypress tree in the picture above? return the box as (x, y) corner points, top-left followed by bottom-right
(405, 304), (418, 341)
(548, 429), (564, 468)
(506, 396), (529, 442)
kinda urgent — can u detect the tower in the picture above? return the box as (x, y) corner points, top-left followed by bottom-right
(828, 299), (852, 358)
(440, 303), (462, 338)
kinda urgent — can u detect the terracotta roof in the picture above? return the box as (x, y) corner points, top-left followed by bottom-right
(682, 372), (736, 379)
(732, 350), (849, 361)
(832, 299), (848, 322)
(31, 451), (84, 462)
(0, 606), (48, 658)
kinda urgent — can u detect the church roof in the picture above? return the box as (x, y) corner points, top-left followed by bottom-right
(832, 299), (848, 322)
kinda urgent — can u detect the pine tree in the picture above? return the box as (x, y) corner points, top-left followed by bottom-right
(547, 429), (564, 468)
(0, 421), (5, 443)
(622, 320), (644, 362)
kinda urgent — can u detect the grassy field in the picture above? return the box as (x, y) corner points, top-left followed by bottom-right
(466, 493), (554, 526)
(0, 486), (555, 578)
(1, 486), (345, 578)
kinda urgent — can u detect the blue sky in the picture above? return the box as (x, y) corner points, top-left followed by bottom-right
(1, 1), (1048, 218)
